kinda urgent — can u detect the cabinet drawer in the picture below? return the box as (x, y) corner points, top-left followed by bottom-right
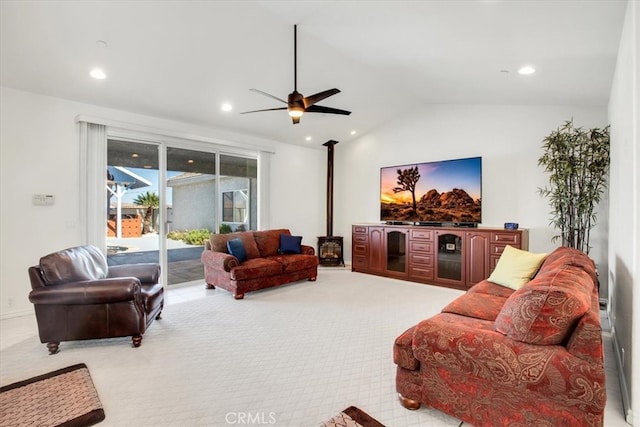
(353, 256), (368, 270)
(410, 241), (432, 253)
(490, 255), (501, 272)
(410, 229), (433, 240)
(353, 226), (368, 234)
(492, 232), (521, 245)
(410, 254), (432, 265)
(353, 234), (368, 243)
(490, 243), (520, 256)
(353, 244), (368, 256)
(410, 266), (433, 280)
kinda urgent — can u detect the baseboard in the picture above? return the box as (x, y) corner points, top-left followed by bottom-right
(611, 326), (634, 423)
(319, 263), (350, 270)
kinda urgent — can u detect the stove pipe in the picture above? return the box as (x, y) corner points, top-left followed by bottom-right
(323, 140), (338, 237)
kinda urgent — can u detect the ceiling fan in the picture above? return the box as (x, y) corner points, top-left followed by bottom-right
(241, 25), (351, 124)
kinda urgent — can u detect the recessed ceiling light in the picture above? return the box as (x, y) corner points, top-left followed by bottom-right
(90, 68), (106, 80)
(187, 159), (194, 164)
(131, 153), (139, 158)
(350, 130), (357, 135)
(221, 103), (232, 112)
(305, 136), (312, 141)
(518, 65), (536, 75)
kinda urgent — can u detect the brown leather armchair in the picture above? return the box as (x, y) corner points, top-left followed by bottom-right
(28, 245), (164, 354)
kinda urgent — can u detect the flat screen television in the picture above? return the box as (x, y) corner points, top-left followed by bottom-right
(380, 156), (482, 225)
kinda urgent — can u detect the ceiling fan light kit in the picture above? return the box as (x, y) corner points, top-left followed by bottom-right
(241, 25), (351, 124)
(288, 108), (304, 118)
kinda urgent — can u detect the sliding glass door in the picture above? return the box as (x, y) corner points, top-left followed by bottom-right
(105, 138), (258, 286)
(106, 139), (161, 270)
(164, 147), (216, 285)
(219, 154), (258, 232)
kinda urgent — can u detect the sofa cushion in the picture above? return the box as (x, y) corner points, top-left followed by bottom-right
(494, 266), (593, 345)
(442, 292), (509, 321)
(209, 232), (260, 259)
(266, 254), (319, 273)
(40, 245), (108, 285)
(227, 238), (247, 263)
(279, 234), (302, 254)
(254, 229), (291, 257)
(230, 258), (284, 281)
(487, 245), (548, 290)
(467, 280), (515, 299)
(411, 313), (497, 363)
(538, 246), (598, 284)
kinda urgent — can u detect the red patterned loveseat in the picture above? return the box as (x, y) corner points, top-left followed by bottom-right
(394, 246), (606, 426)
(201, 229), (318, 299)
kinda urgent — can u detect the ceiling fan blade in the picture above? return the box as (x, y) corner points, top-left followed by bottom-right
(240, 107), (288, 114)
(249, 89), (289, 105)
(243, 25), (352, 125)
(306, 105), (352, 115)
(302, 88), (340, 108)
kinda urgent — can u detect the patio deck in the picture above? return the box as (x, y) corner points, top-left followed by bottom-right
(107, 235), (204, 285)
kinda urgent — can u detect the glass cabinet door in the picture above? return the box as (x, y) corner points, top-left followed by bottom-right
(436, 232), (463, 281)
(386, 230), (407, 273)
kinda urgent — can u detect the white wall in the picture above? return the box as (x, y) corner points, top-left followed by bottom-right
(269, 143), (325, 236)
(0, 87), (325, 318)
(608, 0), (639, 424)
(169, 176), (217, 232)
(334, 104), (609, 268)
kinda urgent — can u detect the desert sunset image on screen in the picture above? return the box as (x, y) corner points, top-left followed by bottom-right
(380, 156), (482, 223)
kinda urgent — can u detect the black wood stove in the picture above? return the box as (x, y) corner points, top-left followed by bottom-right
(317, 140), (344, 266)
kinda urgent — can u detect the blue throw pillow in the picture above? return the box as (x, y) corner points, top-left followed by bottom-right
(227, 238), (247, 263)
(279, 234), (302, 254)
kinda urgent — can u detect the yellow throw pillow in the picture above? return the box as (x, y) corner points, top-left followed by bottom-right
(488, 245), (548, 290)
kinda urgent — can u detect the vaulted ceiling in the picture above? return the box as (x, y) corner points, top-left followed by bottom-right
(0, 1), (627, 148)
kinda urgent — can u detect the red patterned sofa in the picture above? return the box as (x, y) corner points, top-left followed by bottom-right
(201, 229), (318, 299)
(394, 246), (606, 427)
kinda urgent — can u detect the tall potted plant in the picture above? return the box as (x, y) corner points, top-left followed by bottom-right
(537, 119), (610, 255)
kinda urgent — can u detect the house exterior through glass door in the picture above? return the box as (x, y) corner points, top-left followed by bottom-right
(106, 139), (162, 276)
(106, 139), (258, 286)
(164, 150), (257, 283)
(164, 147), (217, 284)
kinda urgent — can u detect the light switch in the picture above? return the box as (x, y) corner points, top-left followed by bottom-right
(33, 194), (55, 206)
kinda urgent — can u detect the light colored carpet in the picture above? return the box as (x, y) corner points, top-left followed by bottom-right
(1, 269), (466, 426)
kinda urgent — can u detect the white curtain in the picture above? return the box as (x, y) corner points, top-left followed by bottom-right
(258, 150), (272, 230)
(78, 121), (107, 250)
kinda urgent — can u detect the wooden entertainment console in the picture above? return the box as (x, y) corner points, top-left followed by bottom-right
(352, 224), (528, 290)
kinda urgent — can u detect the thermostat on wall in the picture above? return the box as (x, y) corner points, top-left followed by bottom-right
(33, 194), (55, 206)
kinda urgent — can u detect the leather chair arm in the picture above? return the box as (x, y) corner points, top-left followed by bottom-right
(201, 250), (239, 272)
(28, 278), (141, 305)
(301, 245), (315, 256)
(109, 263), (160, 284)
